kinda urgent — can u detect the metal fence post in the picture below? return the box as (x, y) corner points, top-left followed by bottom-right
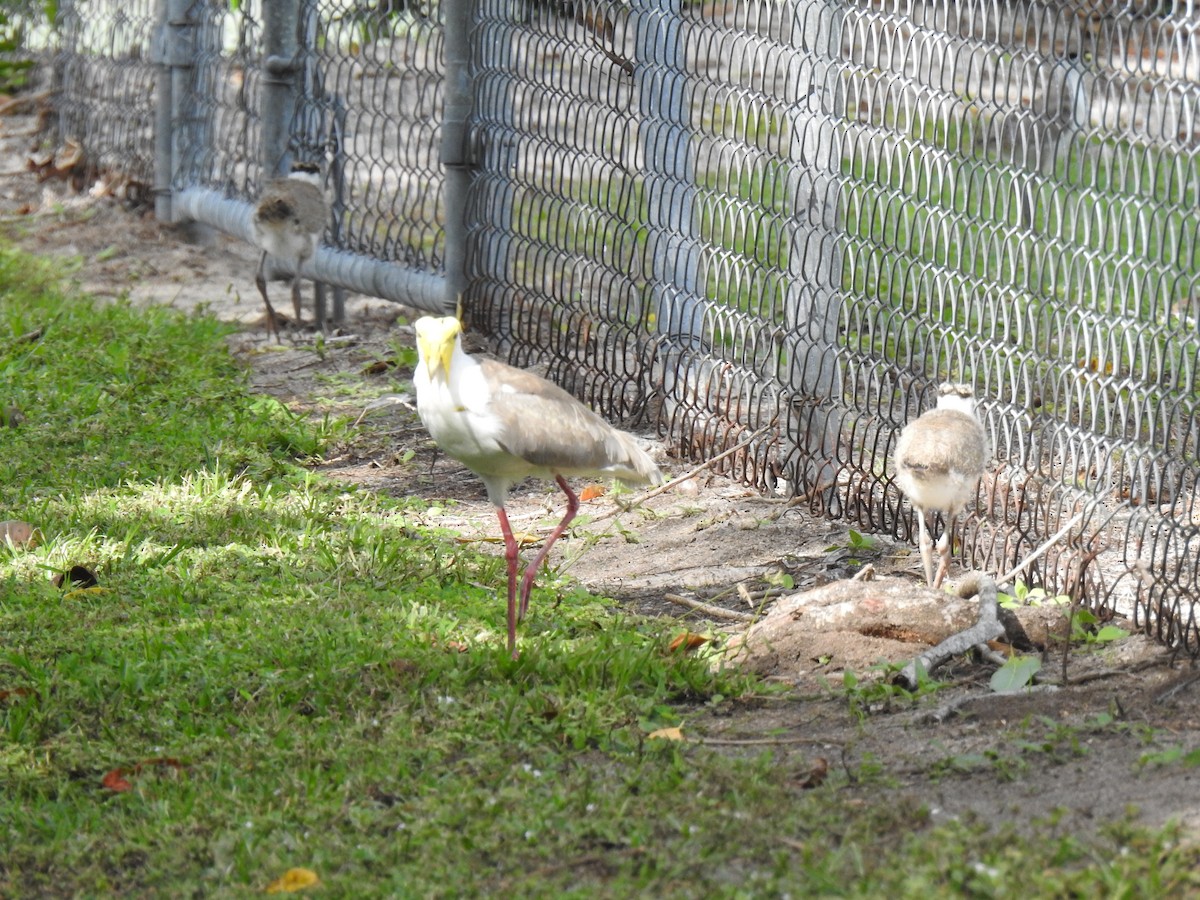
(152, 0), (203, 225)
(261, 0), (301, 177)
(442, 0), (473, 316)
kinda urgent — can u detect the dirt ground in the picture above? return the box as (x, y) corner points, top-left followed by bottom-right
(3, 113), (1200, 846)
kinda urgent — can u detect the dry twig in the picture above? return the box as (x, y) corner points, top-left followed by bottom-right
(995, 510), (1087, 586)
(895, 574), (1004, 690)
(587, 419), (779, 526)
(663, 592), (754, 622)
(690, 735), (845, 747)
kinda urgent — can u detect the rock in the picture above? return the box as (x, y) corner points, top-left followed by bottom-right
(0, 519), (38, 549)
(724, 576), (1074, 680)
(726, 577), (981, 678)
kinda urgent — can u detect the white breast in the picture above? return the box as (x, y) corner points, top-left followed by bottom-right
(253, 224), (317, 264)
(414, 352), (540, 487)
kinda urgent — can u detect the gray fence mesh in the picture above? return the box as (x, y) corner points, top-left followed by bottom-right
(13, 0), (1200, 653)
(468, 0), (1200, 651)
(33, 0), (158, 194)
(177, 1), (445, 273)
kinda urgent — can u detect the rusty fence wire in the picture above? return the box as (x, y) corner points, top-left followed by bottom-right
(9, 0), (1200, 653)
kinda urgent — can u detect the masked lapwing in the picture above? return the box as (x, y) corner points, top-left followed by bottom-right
(893, 382), (988, 588)
(253, 161), (327, 341)
(412, 315), (663, 658)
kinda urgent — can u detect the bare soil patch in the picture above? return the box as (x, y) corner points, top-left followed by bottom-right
(3, 113), (1199, 843)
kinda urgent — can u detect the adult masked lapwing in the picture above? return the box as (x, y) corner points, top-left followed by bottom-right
(412, 315), (663, 657)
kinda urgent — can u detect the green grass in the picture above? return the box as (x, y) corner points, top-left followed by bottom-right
(2, 248), (1199, 896)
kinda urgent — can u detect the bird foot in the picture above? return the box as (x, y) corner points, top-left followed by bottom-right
(933, 531), (952, 589)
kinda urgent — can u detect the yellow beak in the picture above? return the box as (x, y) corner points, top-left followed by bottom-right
(415, 316), (462, 379)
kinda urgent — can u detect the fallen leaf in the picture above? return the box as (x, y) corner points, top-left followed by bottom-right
(265, 868), (321, 893)
(102, 768), (133, 792)
(387, 658), (419, 677)
(0, 687), (34, 703)
(360, 359), (394, 375)
(580, 483), (606, 501)
(668, 632), (710, 653)
(990, 654), (1041, 694)
(985, 639), (1016, 658)
(101, 757), (186, 792)
(796, 757), (829, 789)
(647, 726), (684, 741)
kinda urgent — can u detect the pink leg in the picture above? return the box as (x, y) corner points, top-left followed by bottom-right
(291, 274), (306, 327)
(495, 505), (523, 659)
(518, 474), (578, 622)
(932, 520), (955, 589)
(254, 251), (281, 342)
(916, 511), (935, 587)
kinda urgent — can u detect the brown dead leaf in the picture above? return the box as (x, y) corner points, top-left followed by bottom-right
(102, 768), (133, 792)
(360, 359), (395, 376)
(579, 483), (606, 502)
(55, 139), (84, 171)
(668, 632), (711, 653)
(265, 868), (320, 894)
(647, 726), (684, 741)
(986, 639), (1016, 657)
(28, 138), (87, 184)
(795, 757), (829, 790)
(101, 757), (186, 793)
(0, 686), (34, 703)
(387, 658), (420, 677)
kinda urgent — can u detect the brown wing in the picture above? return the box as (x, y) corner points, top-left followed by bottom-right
(896, 409), (987, 479)
(257, 180), (326, 231)
(478, 358), (660, 484)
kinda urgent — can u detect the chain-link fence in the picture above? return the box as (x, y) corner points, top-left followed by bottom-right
(10, 0), (1200, 653)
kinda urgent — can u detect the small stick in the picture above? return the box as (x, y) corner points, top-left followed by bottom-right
(588, 419), (779, 525)
(994, 510), (1087, 587)
(921, 683), (1061, 723)
(664, 592), (755, 622)
(1154, 672), (1200, 704)
(691, 735), (845, 747)
(894, 575), (1004, 690)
